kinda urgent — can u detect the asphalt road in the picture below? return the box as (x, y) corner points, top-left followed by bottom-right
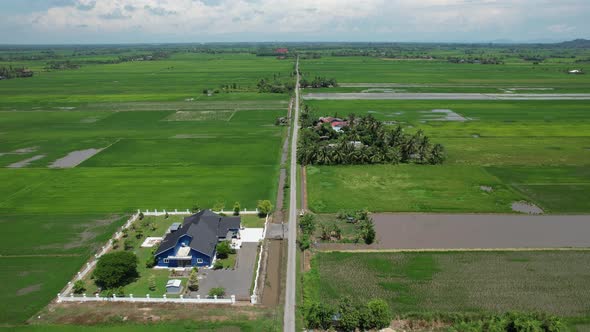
(283, 58), (299, 332)
(303, 92), (590, 100)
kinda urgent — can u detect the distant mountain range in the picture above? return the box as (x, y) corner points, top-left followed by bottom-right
(554, 39), (590, 48)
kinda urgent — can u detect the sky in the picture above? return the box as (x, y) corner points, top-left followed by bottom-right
(0, 0), (588, 44)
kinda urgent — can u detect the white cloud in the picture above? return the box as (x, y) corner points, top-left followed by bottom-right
(547, 24), (575, 34)
(2, 0), (589, 42)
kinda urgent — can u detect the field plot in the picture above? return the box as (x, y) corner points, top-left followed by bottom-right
(369, 213), (590, 249)
(306, 165), (522, 213)
(0, 52), (291, 325)
(304, 99), (590, 213)
(305, 251), (590, 317)
(300, 56), (590, 89)
(0, 53), (293, 107)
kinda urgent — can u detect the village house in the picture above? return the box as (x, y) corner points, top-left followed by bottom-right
(154, 210), (241, 268)
(318, 116), (349, 132)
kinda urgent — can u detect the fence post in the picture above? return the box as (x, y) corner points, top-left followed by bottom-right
(197, 295), (201, 300)
(232, 295), (236, 304)
(130, 294), (133, 299)
(83, 293), (86, 299)
(57, 293), (62, 303)
(70, 293), (74, 299)
(95, 293), (99, 299)
(214, 295), (217, 300)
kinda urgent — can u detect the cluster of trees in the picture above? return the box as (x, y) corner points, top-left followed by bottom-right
(305, 297), (391, 331)
(298, 210), (375, 248)
(257, 74), (295, 93)
(300, 76), (338, 88)
(298, 111), (445, 166)
(116, 51), (170, 63)
(92, 251), (139, 291)
(298, 213), (316, 251)
(337, 209), (375, 244)
(447, 57), (504, 64)
(44, 60), (81, 70)
(447, 312), (565, 332)
(0, 66), (33, 79)
(257, 200), (273, 217)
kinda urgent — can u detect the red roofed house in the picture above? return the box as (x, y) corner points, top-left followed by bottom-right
(275, 48), (289, 54)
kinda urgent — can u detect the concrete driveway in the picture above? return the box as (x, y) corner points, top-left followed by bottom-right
(190, 242), (258, 299)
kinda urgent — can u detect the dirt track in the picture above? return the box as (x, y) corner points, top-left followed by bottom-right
(303, 92), (590, 100)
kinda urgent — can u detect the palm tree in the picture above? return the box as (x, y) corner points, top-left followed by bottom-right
(428, 144), (446, 165)
(418, 135), (431, 164)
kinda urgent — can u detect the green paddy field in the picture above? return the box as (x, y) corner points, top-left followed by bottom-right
(0, 52), (290, 325)
(305, 251), (590, 318)
(304, 95), (590, 214)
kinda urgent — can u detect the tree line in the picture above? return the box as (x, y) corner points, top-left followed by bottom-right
(305, 297), (391, 331)
(45, 60), (81, 70)
(300, 76), (338, 88)
(0, 66), (33, 79)
(257, 72), (296, 93)
(298, 109), (445, 166)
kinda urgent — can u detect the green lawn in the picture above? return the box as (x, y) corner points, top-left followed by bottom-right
(79, 215), (185, 297)
(240, 214), (266, 228)
(305, 251), (590, 317)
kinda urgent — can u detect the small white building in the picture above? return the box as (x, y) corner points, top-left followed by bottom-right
(569, 69), (583, 74)
(166, 279), (182, 294)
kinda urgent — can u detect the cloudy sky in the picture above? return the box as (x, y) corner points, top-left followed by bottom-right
(0, 0), (588, 44)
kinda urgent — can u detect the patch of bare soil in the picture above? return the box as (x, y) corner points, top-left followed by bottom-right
(13, 146), (39, 154)
(390, 319), (451, 331)
(480, 185), (493, 192)
(16, 283), (42, 296)
(171, 134), (218, 139)
(261, 240), (283, 306)
(422, 109), (468, 122)
(7, 154), (45, 168)
(512, 201), (544, 214)
(49, 148), (103, 168)
(80, 117), (101, 123)
(303, 250), (312, 272)
(33, 301), (266, 326)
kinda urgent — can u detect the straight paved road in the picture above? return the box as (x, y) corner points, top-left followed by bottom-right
(283, 58), (299, 332)
(303, 92), (590, 100)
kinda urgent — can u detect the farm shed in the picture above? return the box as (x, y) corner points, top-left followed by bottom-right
(166, 279), (182, 294)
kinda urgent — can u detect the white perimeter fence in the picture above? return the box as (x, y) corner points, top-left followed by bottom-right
(57, 293), (235, 304)
(59, 208), (268, 305)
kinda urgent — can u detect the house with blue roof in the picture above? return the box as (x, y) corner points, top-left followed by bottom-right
(154, 210), (241, 268)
